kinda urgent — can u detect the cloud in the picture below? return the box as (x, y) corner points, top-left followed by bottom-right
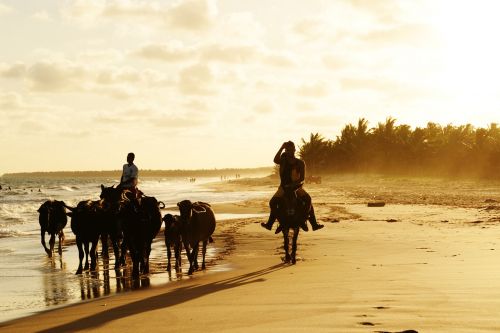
(32, 10), (52, 22)
(0, 92), (25, 110)
(0, 63), (27, 78)
(0, 2), (12, 16)
(178, 63), (215, 95)
(361, 23), (438, 46)
(297, 82), (329, 97)
(253, 100), (274, 114)
(0, 58), (169, 95)
(133, 42), (195, 62)
(201, 44), (258, 63)
(168, 0), (217, 31)
(262, 52), (297, 68)
(62, 0), (218, 31)
(27, 61), (88, 91)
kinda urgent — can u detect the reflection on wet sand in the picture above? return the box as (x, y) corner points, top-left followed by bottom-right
(43, 257), (69, 307)
(37, 236), (222, 314)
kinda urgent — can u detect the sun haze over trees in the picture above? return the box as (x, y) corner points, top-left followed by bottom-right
(299, 118), (500, 178)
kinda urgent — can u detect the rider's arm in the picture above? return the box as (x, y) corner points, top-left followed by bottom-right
(273, 143), (287, 164)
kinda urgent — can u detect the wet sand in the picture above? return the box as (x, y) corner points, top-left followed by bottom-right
(2, 175), (500, 332)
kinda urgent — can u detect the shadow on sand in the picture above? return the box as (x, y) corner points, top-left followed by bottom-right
(37, 263), (286, 333)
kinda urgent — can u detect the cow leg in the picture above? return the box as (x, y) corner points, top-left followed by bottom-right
(119, 240), (127, 266)
(166, 239), (172, 271)
(175, 241), (182, 272)
(188, 242), (199, 275)
(49, 233), (56, 255)
(76, 237), (84, 274)
(110, 234), (121, 270)
(90, 238), (98, 271)
(131, 250), (140, 278)
(58, 230), (64, 255)
(41, 229), (51, 257)
(201, 240), (208, 270)
(192, 243), (199, 270)
(84, 241), (90, 270)
(143, 243), (152, 274)
(101, 233), (109, 257)
(182, 238), (191, 271)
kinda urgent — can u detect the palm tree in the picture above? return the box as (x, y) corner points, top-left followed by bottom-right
(299, 133), (330, 175)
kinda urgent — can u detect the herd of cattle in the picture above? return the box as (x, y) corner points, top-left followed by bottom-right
(37, 185), (216, 277)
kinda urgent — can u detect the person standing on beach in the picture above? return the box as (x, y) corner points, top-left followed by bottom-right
(118, 152), (140, 196)
(261, 141), (324, 232)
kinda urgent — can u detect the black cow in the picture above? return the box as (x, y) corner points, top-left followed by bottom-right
(38, 200), (68, 257)
(119, 192), (162, 277)
(67, 200), (104, 274)
(162, 213), (183, 272)
(177, 200), (216, 275)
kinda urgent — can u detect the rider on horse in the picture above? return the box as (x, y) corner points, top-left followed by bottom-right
(261, 141), (324, 233)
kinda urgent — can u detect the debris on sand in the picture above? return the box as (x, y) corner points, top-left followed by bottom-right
(368, 201), (386, 207)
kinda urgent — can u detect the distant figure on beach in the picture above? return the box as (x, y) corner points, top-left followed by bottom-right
(0, 185), (2, 190)
(261, 141), (324, 232)
(118, 152), (141, 197)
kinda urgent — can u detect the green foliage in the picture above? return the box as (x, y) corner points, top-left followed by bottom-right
(299, 118), (500, 178)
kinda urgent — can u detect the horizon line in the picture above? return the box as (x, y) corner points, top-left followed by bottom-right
(0, 166), (274, 178)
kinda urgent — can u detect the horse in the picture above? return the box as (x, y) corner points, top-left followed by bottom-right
(177, 200), (216, 275)
(119, 191), (163, 277)
(162, 213), (183, 272)
(275, 186), (311, 264)
(37, 200), (68, 257)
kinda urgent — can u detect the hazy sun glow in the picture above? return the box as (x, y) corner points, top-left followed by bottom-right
(430, 1), (500, 120)
(1, 0), (499, 173)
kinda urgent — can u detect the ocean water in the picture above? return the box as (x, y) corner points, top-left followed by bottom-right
(0, 176), (268, 323)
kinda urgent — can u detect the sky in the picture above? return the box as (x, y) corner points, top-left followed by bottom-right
(1, 0), (500, 173)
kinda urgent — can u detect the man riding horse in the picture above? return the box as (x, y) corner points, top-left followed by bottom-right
(261, 141), (324, 233)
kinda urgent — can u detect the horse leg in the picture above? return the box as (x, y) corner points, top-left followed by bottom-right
(41, 230), (51, 257)
(283, 228), (291, 263)
(201, 239), (208, 270)
(76, 237), (84, 274)
(291, 227), (299, 264)
(58, 230), (64, 255)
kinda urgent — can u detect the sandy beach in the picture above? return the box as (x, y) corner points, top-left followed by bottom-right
(2, 175), (500, 332)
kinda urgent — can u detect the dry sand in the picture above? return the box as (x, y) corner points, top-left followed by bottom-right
(2, 176), (500, 332)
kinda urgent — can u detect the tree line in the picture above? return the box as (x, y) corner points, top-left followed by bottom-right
(298, 118), (500, 178)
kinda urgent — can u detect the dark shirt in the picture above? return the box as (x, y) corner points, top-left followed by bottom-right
(279, 154), (304, 187)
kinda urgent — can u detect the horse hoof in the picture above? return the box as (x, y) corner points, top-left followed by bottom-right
(75, 269), (83, 275)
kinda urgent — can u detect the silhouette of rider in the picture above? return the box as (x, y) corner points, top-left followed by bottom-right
(261, 141), (324, 232)
(118, 152), (143, 201)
